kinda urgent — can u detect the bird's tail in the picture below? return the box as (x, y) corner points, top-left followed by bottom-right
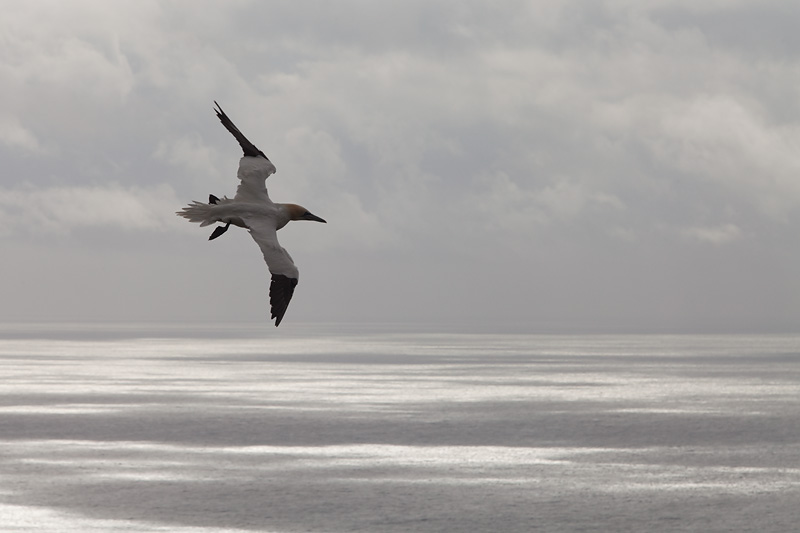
(176, 201), (217, 227)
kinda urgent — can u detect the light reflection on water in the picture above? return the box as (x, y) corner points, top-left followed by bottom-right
(1, 325), (799, 532)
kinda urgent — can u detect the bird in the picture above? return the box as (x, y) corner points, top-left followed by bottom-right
(176, 102), (326, 326)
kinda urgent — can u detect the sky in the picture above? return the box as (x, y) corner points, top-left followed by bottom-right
(1, 0), (799, 332)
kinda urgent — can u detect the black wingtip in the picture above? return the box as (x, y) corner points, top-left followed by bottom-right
(212, 100), (269, 160)
(208, 194), (220, 204)
(270, 274), (298, 327)
(213, 101), (229, 125)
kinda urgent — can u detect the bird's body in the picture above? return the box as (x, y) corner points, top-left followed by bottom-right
(176, 102), (326, 326)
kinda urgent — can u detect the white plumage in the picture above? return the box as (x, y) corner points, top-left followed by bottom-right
(176, 102), (326, 326)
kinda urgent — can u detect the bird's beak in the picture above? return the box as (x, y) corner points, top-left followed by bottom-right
(303, 212), (327, 223)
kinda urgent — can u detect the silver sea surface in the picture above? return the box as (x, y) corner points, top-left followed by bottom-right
(1, 323), (799, 532)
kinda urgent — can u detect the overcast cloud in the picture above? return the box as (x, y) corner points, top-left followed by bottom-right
(1, 0), (799, 331)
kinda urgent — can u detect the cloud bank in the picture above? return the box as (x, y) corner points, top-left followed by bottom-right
(1, 1), (798, 330)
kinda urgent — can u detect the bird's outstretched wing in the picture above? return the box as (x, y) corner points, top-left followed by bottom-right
(244, 217), (300, 326)
(214, 102), (277, 203)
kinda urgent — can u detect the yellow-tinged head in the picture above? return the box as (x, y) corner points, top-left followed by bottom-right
(286, 203), (327, 223)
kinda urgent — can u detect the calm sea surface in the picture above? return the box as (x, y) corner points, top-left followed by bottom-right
(1, 323), (799, 532)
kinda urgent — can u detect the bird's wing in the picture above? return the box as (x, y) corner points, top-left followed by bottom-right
(234, 156), (277, 203)
(214, 101), (277, 203)
(244, 217), (300, 326)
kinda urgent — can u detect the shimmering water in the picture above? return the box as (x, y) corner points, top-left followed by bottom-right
(1, 324), (799, 532)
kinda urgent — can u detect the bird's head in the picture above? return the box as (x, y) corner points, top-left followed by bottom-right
(287, 203), (327, 223)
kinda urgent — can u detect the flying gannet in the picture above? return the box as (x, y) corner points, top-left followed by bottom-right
(176, 102), (326, 326)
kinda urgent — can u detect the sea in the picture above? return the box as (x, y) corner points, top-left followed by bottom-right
(1, 322), (799, 532)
